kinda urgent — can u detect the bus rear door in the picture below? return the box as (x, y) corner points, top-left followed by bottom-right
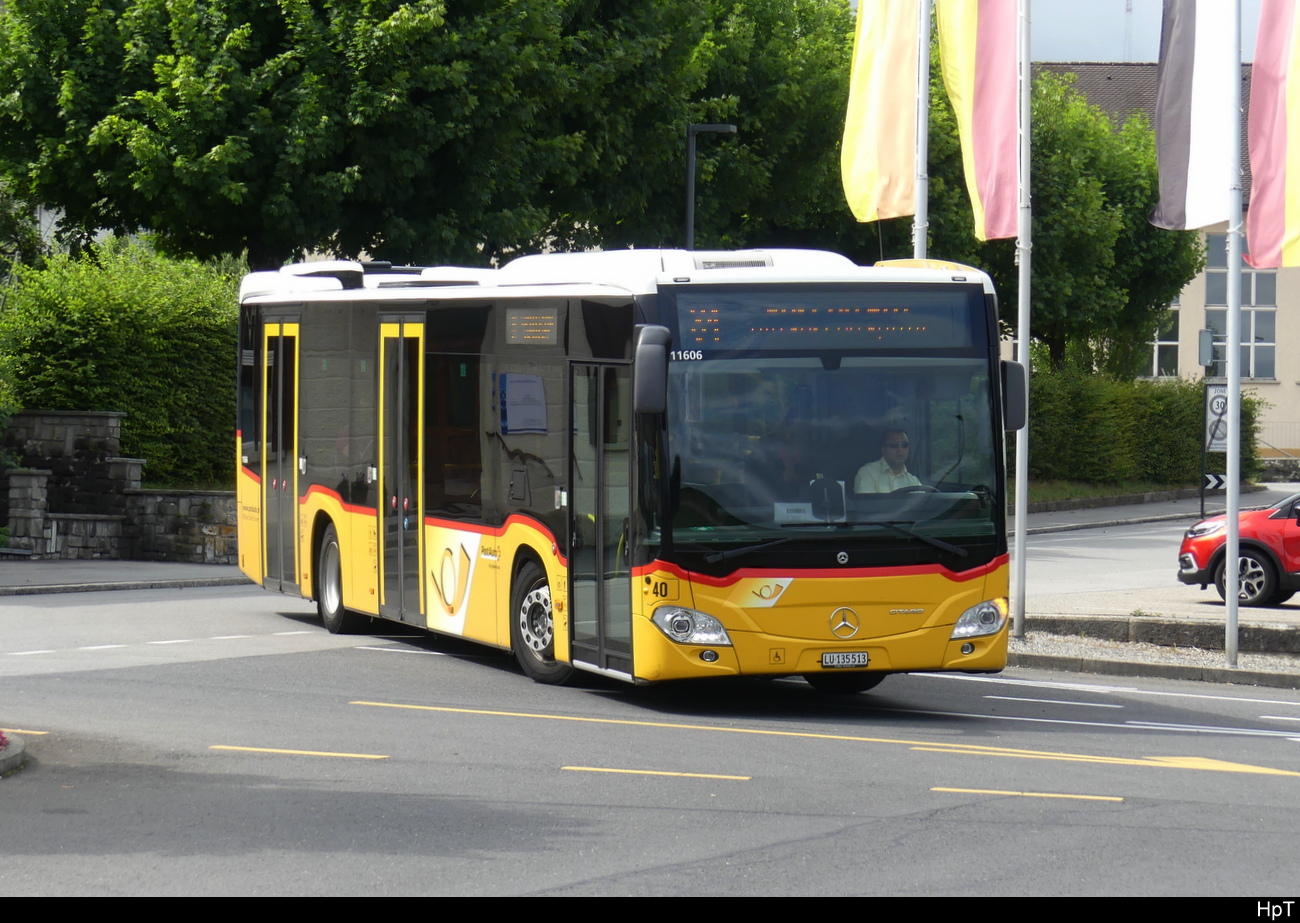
(262, 321), (299, 594)
(378, 317), (425, 624)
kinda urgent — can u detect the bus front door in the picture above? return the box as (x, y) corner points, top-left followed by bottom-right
(378, 318), (425, 624)
(262, 321), (299, 595)
(570, 364), (633, 678)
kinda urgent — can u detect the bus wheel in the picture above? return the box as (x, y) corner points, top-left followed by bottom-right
(803, 672), (886, 694)
(511, 561), (574, 684)
(318, 524), (364, 634)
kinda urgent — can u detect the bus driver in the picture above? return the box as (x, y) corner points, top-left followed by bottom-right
(854, 429), (922, 493)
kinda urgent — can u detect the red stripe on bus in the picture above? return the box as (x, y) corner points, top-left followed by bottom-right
(631, 554), (1009, 586)
(300, 483), (376, 515)
(421, 513), (567, 567)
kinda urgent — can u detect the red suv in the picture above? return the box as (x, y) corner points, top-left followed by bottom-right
(1178, 492), (1300, 606)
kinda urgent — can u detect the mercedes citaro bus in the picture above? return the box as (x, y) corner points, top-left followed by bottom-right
(236, 248), (1026, 693)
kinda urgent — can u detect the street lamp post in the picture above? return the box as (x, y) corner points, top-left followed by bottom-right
(685, 123), (737, 250)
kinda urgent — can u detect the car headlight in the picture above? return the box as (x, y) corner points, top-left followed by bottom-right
(950, 598), (1008, 640)
(651, 607), (734, 646)
(1185, 520), (1226, 539)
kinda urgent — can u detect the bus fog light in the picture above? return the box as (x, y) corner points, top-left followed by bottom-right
(652, 607), (733, 646)
(700, 650), (720, 663)
(951, 598), (1008, 640)
(961, 642), (974, 655)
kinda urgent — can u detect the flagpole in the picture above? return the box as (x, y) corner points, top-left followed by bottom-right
(1011, 0), (1031, 638)
(914, 0), (932, 260)
(1225, 1), (1243, 668)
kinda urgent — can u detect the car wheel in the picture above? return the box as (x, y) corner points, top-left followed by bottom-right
(1269, 589), (1296, 606)
(318, 524), (365, 633)
(1214, 550), (1277, 607)
(511, 560), (574, 684)
(803, 672), (887, 694)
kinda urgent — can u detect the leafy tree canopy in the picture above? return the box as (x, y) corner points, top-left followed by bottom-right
(0, 0), (860, 268)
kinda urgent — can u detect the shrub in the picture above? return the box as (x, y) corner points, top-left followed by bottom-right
(1027, 368), (1260, 485)
(0, 238), (242, 486)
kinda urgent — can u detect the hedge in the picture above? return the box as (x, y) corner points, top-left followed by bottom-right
(0, 238), (242, 486)
(1026, 368), (1261, 485)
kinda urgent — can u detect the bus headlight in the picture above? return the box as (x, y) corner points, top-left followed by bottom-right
(950, 598), (1008, 639)
(652, 607), (734, 646)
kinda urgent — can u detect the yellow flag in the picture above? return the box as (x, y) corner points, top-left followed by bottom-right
(841, 0), (920, 222)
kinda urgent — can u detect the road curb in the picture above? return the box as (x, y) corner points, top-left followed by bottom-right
(1009, 652), (1300, 689)
(0, 735), (27, 776)
(1012, 510), (1204, 537)
(1023, 615), (1300, 655)
(0, 576), (254, 597)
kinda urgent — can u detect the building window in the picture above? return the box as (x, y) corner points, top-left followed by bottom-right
(1145, 302), (1179, 377)
(1205, 233), (1276, 379)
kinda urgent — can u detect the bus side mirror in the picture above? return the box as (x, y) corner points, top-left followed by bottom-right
(1001, 359), (1027, 432)
(634, 325), (672, 414)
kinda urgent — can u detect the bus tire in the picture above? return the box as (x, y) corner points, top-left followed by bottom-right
(803, 672), (886, 694)
(511, 560), (574, 684)
(318, 524), (364, 634)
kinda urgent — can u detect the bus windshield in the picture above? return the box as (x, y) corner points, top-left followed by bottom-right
(658, 287), (1001, 568)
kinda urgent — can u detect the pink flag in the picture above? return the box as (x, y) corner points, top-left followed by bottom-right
(1246, 0), (1300, 267)
(936, 0), (1019, 241)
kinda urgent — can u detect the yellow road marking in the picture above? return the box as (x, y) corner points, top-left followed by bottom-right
(563, 766), (750, 780)
(210, 745), (388, 760)
(933, 787), (1124, 802)
(1, 727), (49, 736)
(351, 701), (1300, 777)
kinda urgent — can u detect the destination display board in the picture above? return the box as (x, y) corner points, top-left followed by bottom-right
(672, 289), (979, 352)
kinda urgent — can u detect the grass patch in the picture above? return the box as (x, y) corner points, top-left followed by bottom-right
(1010, 479), (1197, 505)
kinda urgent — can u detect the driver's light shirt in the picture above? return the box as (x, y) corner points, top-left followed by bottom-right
(854, 457), (922, 493)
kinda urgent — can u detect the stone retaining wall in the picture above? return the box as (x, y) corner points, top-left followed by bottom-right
(126, 490), (238, 564)
(3, 411), (237, 563)
(1260, 457), (1300, 482)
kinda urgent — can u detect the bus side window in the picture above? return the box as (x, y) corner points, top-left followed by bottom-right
(425, 304), (492, 521)
(426, 353), (483, 520)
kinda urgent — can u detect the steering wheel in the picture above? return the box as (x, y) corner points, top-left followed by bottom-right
(891, 485), (938, 494)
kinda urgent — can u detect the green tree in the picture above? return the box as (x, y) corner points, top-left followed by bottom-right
(0, 0), (864, 266)
(0, 0), (585, 267)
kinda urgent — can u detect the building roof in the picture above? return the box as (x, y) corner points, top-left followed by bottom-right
(1039, 62), (1254, 202)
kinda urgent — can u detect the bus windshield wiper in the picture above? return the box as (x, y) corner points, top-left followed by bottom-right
(703, 536), (795, 563)
(783, 520), (967, 557)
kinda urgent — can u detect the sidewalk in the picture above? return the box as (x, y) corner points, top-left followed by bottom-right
(0, 558), (250, 596)
(1, 485), (1298, 688)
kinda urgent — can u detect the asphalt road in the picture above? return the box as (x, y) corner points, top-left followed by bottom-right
(3, 582), (1299, 896)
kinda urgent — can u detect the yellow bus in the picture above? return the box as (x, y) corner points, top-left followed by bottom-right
(237, 249), (1025, 693)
